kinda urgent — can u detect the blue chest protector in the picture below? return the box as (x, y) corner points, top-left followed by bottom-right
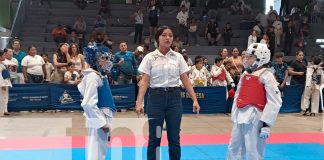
(1, 64), (10, 79)
(97, 77), (116, 111)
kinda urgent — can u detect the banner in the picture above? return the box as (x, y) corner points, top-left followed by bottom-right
(9, 84), (51, 111)
(181, 87), (227, 114)
(8, 84), (318, 113)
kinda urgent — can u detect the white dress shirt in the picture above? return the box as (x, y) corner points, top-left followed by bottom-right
(138, 49), (189, 88)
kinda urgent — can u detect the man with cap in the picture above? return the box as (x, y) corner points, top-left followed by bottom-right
(78, 42), (115, 160)
(181, 49), (193, 66)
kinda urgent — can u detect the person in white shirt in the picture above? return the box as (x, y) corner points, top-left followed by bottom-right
(176, 5), (189, 45)
(247, 30), (258, 48)
(0, 50), (12, 116)
(273, 16), (283, 46)
(3, 48), (23, 84)
(302, 56), (324, 116)
(211, 55), (235, 87)
(64, 63), (81, 85)
(253, 21), (263, 40)
(41, 53), (55, 83)
(189, 56), (210, 87)
(21, 46), (47, 83)
(135, 26), (200, 160)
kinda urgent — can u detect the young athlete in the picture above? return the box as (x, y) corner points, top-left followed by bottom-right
(78, 43), (115, 160)
(227, 43), (282, 160)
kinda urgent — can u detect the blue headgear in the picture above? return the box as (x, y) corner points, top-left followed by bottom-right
(83, 43), (113, 74)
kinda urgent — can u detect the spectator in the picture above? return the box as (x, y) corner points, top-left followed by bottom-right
(205, 20), (221, 46)
(210, 56), (235, 93)
(113, 41), (138, 85)
(52, 24), (67, 45)
(267, 5), (278, 25)
(64, 62), (81, 85)
(69, 30), (80, 44)
(283, 20), (294, 56)
(176, 5), (189, 45)
(41, 53), (54, 83)
(3, 48), (22, 84)
(288, 51), (307, 85)
(134, 46), (144, 66)
(181, 49), (193, 66)
(271, 52), (288, 89)
(0, 50), (12, 116)
(94, 15), (107, 32)
(148, 0), (159, 42)
(223, 22), (233, 46)
(131, 8), (144, 44)
(52, 43), (71, 83)
(172, 35), (183, 49)
(11, 39), (26, 80)
(22, 46), (47, 83)
(73, 16), (87, 36)
(189, 56), (210, 87)
(102, 33), (114, 50)
(302, 56), (323, 116)
(247, 30), (257, 48)
(228, 48), (243, 84)
(253, 21), (263, 41)
(273, 16), (283, 47)
(143, 44), (150, 56)
(69, 43), (85, 72)
(255, 10), (268, 28)
(203, 57), (211, 71)
(188, 17), (199, 46)
(99, 0), (111, 17)
(260, 34), (269, 47)
(299, 16), (310, 37)
(219, 48), (229, 61)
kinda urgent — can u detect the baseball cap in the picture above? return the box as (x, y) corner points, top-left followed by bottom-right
(137, 46), (144, 52)
(181, 49), (187, 53)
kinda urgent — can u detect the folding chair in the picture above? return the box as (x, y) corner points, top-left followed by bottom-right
(320, 84), (324, 132)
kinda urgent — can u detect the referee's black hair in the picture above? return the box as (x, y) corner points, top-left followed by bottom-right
(155, 25), (173, 46)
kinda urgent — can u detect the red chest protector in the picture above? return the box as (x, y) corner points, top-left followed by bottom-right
(212, 69), (226, 81)
(237, 69), (266, 111)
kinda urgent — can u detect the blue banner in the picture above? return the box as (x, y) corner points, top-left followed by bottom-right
(7, 84), (319, 113)
(9, 84), (51, 111)
(182, 87), (227, 114)
(280, 85), (305, 113)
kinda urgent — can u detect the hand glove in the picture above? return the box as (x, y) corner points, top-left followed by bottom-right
(259, 127), (270, 139)
(231, 82), (235, 88)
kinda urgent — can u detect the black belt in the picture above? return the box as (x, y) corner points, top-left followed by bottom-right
(150, 87), (180, 92)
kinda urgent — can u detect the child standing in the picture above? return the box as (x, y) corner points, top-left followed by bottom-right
(0, 50), (12, 116)
(210, 55), (235, 88)
(41, 53), (55, 83)
(189, 56), (210, 87)
(302, 56), (323, 116)
(78, 43), (115, 160)
(227, 43), (282, 160)
(64, 62), (81, 85)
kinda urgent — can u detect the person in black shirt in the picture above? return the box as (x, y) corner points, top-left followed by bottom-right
(284, 20), (294, 56)
(288, 51), (307, 85)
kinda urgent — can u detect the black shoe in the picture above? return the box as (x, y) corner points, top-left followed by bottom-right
(208, 42), (212, 46)
(303, 108), (310, 116)
(310, 113), (315, 117)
